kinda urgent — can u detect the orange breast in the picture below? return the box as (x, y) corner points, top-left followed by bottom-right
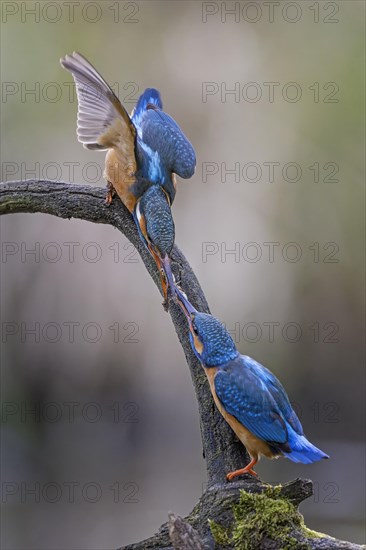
(205, 368), (275, 460)
(104, 148), (137, 213)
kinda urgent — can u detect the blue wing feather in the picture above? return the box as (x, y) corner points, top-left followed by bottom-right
(131, 88), (195, 186)
(139, 109), (196, 179)
(214, 355), (329, 463)
(214, 358), (289, 446)
(242, 355), (303, 435)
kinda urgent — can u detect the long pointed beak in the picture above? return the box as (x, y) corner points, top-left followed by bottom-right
(132, 206), (149, 253)
(161, 255), (175, 295)
(174, 285), (198, 331)
(154, 253), (175, 302)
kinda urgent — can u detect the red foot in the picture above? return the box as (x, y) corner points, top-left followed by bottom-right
(227, 458), (258, 481)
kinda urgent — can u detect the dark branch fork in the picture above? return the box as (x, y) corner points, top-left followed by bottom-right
(0, 180), (362, 550)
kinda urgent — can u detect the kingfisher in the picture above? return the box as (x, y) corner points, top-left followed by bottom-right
(174, 286), (329, 480)
(60, 51), (196, 304)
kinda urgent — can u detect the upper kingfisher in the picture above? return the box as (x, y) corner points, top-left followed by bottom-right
(174, 286), (329, 480)
(60, 52), (196, 304)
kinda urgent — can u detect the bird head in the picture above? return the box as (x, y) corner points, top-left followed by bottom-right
(134, 185), (176, 299)
(174, 286), (239, 367)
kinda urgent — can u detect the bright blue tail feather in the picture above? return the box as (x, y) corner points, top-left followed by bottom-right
(283, 425), (329, 464)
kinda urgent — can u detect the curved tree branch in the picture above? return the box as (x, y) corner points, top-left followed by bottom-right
(1, 180), (362, 550)
(0, 179), (246, 481)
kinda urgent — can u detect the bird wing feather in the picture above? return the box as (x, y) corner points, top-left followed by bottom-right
(60, 51), (136, 164)
(242, 355), (303, 435)
(214, 360), (289, 445)
(139, 109), (196, 179)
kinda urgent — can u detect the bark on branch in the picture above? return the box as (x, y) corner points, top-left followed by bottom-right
(0, 180), (362, 550)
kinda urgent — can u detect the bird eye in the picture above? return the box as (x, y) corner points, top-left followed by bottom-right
(191, 322), (198, 335)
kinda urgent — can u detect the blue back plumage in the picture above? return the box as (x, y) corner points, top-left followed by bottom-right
(131, 88), (196, 204)
(140, 109), (196, 180)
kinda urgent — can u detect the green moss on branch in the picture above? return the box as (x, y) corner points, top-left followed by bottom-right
(210, 489), (330, 550)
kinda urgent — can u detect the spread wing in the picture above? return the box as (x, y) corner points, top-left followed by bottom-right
(214, 359), (289, 446)
(60, 51), (136, 163)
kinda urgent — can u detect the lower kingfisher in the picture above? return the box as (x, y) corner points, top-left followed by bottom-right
(60, 52), (195, 303)
(174, 286), (329, 480)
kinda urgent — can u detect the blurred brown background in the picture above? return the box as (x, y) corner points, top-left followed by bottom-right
(1, 1), (365, 548)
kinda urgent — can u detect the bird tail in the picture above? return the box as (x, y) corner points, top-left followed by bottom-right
(131, 88), (162, 127)
(283, 426), (329, 464)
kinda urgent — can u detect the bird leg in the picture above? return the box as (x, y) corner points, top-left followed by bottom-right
(105, 181), (116, 206)
(226, 457), (258, 481)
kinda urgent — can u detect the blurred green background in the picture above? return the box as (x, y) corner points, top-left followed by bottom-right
(1, 1), (365, 548)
